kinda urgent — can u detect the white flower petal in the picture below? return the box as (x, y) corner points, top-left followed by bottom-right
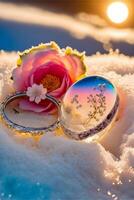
(26, 84), (48, 104)
(41, 94), (46, 100)
(39, 84), (44, 90)
(33, 84), (38, 89)
(35, 96), (41, 104)
(29, 96), (35, 102)
(27, 86), (32, 91)
(43, 88), (47, 94)
(26, 90), (32, 96)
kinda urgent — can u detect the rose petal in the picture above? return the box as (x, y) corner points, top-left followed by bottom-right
(61, 54), (86, 81)
(50, 74), (72, 97)
(33, 50), (63, 70)
(31, 62), (68, 85)
(12, 67), (24, 91)
(19, 99), (57, 113)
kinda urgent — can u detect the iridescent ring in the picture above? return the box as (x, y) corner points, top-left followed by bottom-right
(0, 92), (60, 136)
(0, 76), (119, 139)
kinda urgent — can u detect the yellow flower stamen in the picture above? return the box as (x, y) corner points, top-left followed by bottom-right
(40, 74), (61, 92)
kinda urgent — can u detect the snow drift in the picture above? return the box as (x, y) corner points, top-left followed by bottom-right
(0, 50), (134, 200)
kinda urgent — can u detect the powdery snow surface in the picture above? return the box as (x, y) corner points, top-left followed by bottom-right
(0, 51), (134, 200)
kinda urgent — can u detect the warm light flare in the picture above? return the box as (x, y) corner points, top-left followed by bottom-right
(107, 1), (129, 24)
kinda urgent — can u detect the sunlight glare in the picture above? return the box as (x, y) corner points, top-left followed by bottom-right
(107, 1), (129, 24)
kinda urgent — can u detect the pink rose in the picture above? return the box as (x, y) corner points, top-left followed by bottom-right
(12, 42), (86, 113)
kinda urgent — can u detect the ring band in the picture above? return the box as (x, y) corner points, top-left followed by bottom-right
(0, 92), (60, 136)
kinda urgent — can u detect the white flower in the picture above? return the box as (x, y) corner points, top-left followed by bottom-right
(26, 84), (47, 104)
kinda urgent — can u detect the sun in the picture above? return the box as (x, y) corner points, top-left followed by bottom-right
(107, 1), (129, 24)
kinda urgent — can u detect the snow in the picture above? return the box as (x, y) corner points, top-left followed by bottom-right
(0, 50), (134, 200)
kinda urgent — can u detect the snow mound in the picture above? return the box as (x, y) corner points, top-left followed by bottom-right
(0, 51), (134, 200)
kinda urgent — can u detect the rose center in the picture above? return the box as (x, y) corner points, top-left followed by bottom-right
(40, 74), (61, 92)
